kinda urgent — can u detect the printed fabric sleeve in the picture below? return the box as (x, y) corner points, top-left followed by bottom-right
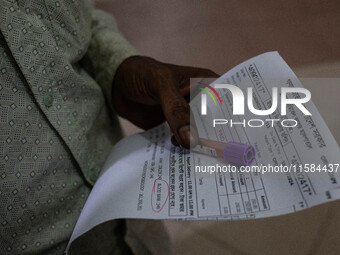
(81, 7), (140, 107)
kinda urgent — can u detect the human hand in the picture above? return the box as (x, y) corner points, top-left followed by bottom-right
(112, 56), (218, 148)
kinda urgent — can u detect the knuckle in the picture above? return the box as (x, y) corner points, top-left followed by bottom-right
(169, 101), (189, 117)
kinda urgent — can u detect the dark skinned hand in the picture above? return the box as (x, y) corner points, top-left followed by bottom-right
(112, 56), (218, 149)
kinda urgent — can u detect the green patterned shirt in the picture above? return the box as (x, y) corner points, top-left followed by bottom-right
(0, 0), (138, 254)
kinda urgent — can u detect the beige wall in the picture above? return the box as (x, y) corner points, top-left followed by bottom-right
(95, 0), (340, 74)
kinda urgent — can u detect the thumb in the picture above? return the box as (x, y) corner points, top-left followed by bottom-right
(159, 81), (198, 149)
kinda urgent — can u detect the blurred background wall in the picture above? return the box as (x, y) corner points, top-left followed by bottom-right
(94, 1), (340, 254)
(94, 0), (340, 74)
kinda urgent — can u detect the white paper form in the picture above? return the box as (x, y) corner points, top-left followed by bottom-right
(66, 52), (340, 252)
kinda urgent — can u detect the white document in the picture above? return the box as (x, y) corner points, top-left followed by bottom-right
(66, 52), (340, 252)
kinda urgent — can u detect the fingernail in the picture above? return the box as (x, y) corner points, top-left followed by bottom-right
(178, 125), (197, 148)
